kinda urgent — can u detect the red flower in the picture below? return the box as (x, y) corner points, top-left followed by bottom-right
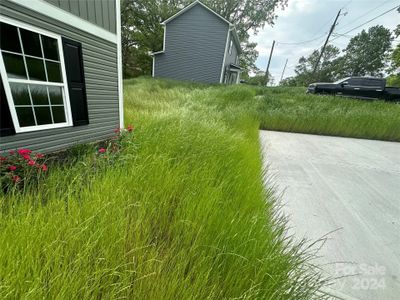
(8, 165), (17, 171)
(12, 175), (21, 183)
(35, 153), (44, 159)
(127, 124), (134, 132)
(27, 160), (36, 166)
(22, 154), (31, 160)
(9, 150), (15, 155)
(18, 149), (32, 155)
(0, 156), (7, 161)
(98, 148), (106, 153)
(41, 164), (48, 172)
(114, 128), (121, 134)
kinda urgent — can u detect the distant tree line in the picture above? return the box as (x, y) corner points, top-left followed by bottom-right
(121, 0), (288, 78)
(281, 22), (400, 87)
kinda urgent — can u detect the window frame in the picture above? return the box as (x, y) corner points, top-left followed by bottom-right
(0, 16), (73, 134)
(229, 40), (233, 55)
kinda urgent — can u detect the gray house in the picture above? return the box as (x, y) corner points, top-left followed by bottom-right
(152, 1), (242, 84)
(0, 0), (123, 153)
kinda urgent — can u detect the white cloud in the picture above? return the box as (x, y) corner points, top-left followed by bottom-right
(248, 0), (399, 83)
(279, 0), (316, 17)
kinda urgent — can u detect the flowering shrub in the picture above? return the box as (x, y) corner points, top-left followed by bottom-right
(0, 124), (136, 194)
(0, 149), (48, 192)
(96, 124), (135, 159)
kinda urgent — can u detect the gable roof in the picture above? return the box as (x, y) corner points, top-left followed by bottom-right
(160, 0), (241, 53)
(161, 0), (231, 26)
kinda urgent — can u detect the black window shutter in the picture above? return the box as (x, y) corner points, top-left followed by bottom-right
(0, 75), (15, 137)
(62, 37), (89, 126)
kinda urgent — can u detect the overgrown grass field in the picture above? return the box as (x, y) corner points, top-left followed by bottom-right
(1, 78), (398, 299)
(257, 87), (400, 141)
(1, 79), (326, 299)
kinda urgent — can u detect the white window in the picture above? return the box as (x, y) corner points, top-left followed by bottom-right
(229, 40), (233, 55)
(0, 17), (72, 133)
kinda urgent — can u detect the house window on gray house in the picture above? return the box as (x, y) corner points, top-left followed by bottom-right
(229, 40), (233, 55)
(0, 21), (72, 133)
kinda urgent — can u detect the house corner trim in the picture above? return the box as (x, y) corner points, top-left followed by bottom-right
(220, 30), (230, 83)
(116, 0), (124, 128)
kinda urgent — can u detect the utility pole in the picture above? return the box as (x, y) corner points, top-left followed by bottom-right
(265, 40), (275, 86)
(313, 9), (341, 75)
(279, 58), (288, 84)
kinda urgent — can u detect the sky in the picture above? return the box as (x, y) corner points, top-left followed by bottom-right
(249, 0), (400, 84)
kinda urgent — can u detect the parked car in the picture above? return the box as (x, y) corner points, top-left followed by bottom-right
(307, 77), (400, 101)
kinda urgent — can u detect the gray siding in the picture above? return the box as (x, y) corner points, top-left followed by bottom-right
(224, 34), (239, 67)
(222, 33), (239, 83)
(154, 4), (229, 84)
(43, 0), (116, 34)
(0, 1), (119, 153)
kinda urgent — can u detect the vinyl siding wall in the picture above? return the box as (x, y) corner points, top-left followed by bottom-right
(0, 1), (119, 153)
(222, 33), (239, 82)
(43, 0), (116, 33)
(154, 4), (229, 84)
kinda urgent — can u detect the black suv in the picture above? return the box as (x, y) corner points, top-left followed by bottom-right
(307, 77), (400, 101)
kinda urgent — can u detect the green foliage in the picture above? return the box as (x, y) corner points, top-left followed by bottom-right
(390, 15), (400, 72)
(386, 74), (400, 87)
(0, 149), (47, 192)
(0, 78), (328, 299)
(246, 72), (271, 86)
(2, 78), (398, 298)
(286, 25), (394, 86)
(293, 45), (341, 85)
(341, 25), (393, 76)
(257, 87), (400, 141)
(121, 0), (170, 77)
(121, 0), (288, 77)
(280, 76), (303, 87)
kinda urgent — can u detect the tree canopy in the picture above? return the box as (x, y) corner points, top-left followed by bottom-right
(121, 0), (287, 78)
(283, 25), (396, 86)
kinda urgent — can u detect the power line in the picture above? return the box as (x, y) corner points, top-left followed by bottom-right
(335, 0), (394, 31)
(276, 33), (328, 46)
(340, 0), (353, 10)
(332, 4), (399, 40)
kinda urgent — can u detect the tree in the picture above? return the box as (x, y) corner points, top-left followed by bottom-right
(280, 76), (298, 86)
(341, 25), (393, 76)
(293, 44), (341, 85)
(246, 71), (272, 86)
(388, 8), (400, 72)
(199, 0), (287, 75)
(121, 0), (288, 78)
(121, 0), (174, 77)
(285, 25), (395, 86)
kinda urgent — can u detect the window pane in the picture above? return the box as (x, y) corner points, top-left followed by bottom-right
(10, 83), (30, 105)
(26, 57), (46, 81)
(48, 86), (63, 104)
(0, 22), (22, 53)
(34, 106), (52, 125)
(20, 28), (42, 57)
(46, 61), (62, 82)
(2, 53), (27, 79)
(41, 35), (59, 61)
(30, 85), (49, 105)
(52, 106), (66, 123)
(16, 107), (35, 127)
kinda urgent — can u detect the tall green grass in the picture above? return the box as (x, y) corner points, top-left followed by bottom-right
(257, 87), (400, 141)
(0, 78), (326, 299)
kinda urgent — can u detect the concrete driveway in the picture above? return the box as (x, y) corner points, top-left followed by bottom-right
(260, 131), (400, 300)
